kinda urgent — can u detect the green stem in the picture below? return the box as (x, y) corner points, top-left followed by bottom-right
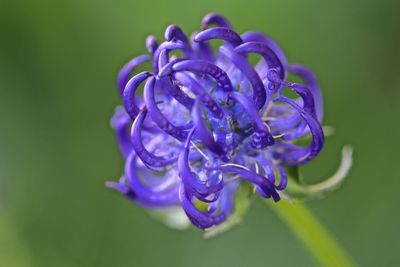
(266, 199), (357, 267)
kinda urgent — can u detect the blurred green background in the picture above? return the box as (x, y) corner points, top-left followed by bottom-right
(1, 0), (399, 266)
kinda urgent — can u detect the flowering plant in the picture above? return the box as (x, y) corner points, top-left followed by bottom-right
(106, 13), (352, 245)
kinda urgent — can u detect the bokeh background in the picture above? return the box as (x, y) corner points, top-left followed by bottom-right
(1, 0), (399, 266)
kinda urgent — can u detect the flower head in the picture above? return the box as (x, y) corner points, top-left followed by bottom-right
(107, 13), (333, 230)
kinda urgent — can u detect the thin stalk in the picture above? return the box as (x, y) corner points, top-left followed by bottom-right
(266, 199), (357, 267)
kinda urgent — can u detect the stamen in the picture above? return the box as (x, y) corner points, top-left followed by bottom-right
(220, 163), (250, 171)
(254, 162), (260, 174)
(191, 141), (210, 161)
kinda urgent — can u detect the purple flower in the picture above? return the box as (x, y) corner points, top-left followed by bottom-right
(107, 13), (326, 229)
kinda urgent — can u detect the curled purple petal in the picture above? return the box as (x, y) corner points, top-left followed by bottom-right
(209, 165), (280, 201)
(153, 41), (186, 74)
(281, 120), (307, 141)
(281, 81), (316, 116)
(165, 24), (193, 57)
(241, 31), (288, 68)
(165, 24), (189, 43)
(146, 35), (159, 54)
(173, 72), (224, 118)
(234, 42), (285, 89)
(117, 55), (150, 95)
(194, 27), (242, 47)
(124, 153), (180, 208)
(131, 109), (178, 168)
(191, 100), (226, 156)
(143, 76), (191, 141)
(111, 107), (132, 158)
(263, 164), (276, 184)
(123, 71), (152, 119)
(190, 31), (214, 62)
(231, 92), (274, 149)
(219, 46), (266, 109)
(179, 181), (236, 229)
(201, 13), (232, 30)
(273, 93), (324, 165)
(178, 128), (224, 201)
(156, 75), (194, 110)
(288, 64), (323, 122)
(275, 165), (288, 190)
(166, 59), (233, 92)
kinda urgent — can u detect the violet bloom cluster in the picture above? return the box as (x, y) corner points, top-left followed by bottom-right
(107, 13), (324, 229)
